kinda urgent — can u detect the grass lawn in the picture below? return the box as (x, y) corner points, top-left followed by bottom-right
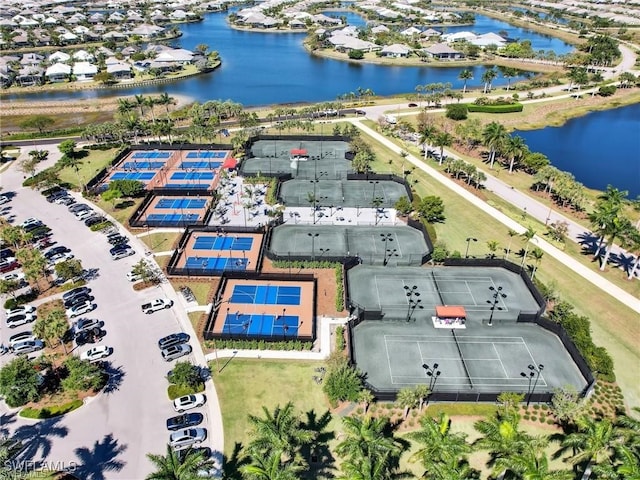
(212, 358), (336, 459)
(56, 147), (119, 190)
(364, 131), (640, 409)
(140, 232), (180, 252)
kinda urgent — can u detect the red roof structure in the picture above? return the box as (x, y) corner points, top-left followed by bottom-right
(222, 157), (237, 169)
(290, 148), (308, 156)
(435, 305), (467, 318)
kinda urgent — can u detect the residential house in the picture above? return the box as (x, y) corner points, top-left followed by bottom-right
(73, 62), (98, 81)
(106, 62), (132, 79)
(420, 28), (441, 39)
(371, 25), (390, 34)
(442, 31), (475, 43)
(422, 42), (464, 60)
(73, 50), (94, 62)
(380, 44), (412, 58)
(400, 26), (421, 37)
(45, 62), (71, 82)
(16, 66), (44, 86)
(469, 32), (507, 48)
(48, 51), (71, 64)
(130, 24), (165, 39)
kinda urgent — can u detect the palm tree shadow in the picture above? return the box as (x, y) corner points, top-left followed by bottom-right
(13, 417), (68, 460)
(221, 441), (249, 480)
(301, 409), (336, 479)
(72, 433), (128, 480)
(101, 363), (126, 395)
(0, 412), (17, 437)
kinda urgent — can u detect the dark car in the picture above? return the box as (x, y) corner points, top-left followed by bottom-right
(107, 235), (129, 246)
(85, 216), (106, 227)
(62, 286), (92, 302)
(75, 327), (106, 346)
(46, 191), (67, 203)
(408, 103), (418, 107)
(166, 412), (204, 431)
(45, 246), (70, 259)
(158, 332), (190, 350)
(69, 203), (90, 213)
(0, 248), (14, 260)
(354, 109), (366, 115)
(64, 294), (94, 309)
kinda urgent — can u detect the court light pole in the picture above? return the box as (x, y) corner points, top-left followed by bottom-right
(380, 233), (394, 266)
(465, 237), (478, 258)
(487, 285), (506, 327)
(404, 285), (423, 322)
(527, 363), (544, 407)
(520, 369), (535, 407)
(308, 232), (319, 261)
(369, 180), (380, 202)
(422, 363), (442, 391)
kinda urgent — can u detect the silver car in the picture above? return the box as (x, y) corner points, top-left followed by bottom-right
(11, 339), (44, 355)
(161, 343), (192, 362)
(168, 428), (207, 451)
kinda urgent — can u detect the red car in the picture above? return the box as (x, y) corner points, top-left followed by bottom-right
(0, 260), (20, 274)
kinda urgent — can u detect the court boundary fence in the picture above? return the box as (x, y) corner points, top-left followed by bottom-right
(203, 271), (317, 343)
(166, 225), (267, 277)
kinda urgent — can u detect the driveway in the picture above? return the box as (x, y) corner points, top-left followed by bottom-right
(0, 164), (215, 478)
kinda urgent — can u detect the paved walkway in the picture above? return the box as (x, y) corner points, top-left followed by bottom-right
(350, 121), (640, 315)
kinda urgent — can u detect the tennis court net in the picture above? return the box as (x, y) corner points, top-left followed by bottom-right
(431, 271), (445, 305)
(452, 330), (474, 388)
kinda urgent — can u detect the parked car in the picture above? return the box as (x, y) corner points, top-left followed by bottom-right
(8, 331), (37, 347)
(72, 318), (104, 334)
(166, 412), (204, 431)
(48, 252), (74, 264)
(173, 394), (206, 412)
(75, 210), (95, 220)
(108, 235), (128, 246)
(169, 428), (207, 450)
(6, 312), (36, 328)
(5, 304), (36, 316)
(158, 333), (190, 350)
(126, 271), (142, 282)
(0, 259), (20, 274)
(11, 339), (44, 355)
(55, 196), (76, 206)
(1, 270), (25, 283)
(0, 247), (14, 260)
(62, 286), (92, 302)
(161, 343), (192, 362)
(69, 203), (90, 213)
(46, 191), (67, 203)
(66, 301), (96, 318)
(110, 245), (134, 260)
(80, 345), (112, 362)
(20, 217), (42, 229)
(85, 216), (106, 228)
(142, 298), (173, 314)
(0, 194), (10, 205)
(44, 246), (70, 259)
(75, 328), (106, 346)
(64, 293), (94, 309)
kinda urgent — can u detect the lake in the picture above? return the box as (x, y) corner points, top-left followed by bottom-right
(2, 13), (568, 106)
(516, 103), (640, 197)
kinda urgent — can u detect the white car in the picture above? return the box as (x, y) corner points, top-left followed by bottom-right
(1, 271), (25, 282)
(80, 345), (112, 362)
(11, 339), (44, 355)
(6, 313), (36, 328)
(0, 195), (9, 205)
(66, 301), (96, 318)
(126, 271), (142, 282)
(75, 209), (95, 220)
(142, 298), (174, 314)
(8, 331), (37, 347)
(173, 394), (206, 413)
(20, 217), (42, 228)
(5, 305), (36, 316)
(169, 428), (207, 451)
(48, 252), (75, 264)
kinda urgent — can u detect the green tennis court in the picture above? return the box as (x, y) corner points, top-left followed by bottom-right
(347, 265), (540, 322)
(279, 179), (408, 208)
(269, 225), (430, 265)
(352, 320), (589, 394)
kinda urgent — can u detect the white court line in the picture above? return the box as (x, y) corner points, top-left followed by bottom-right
(374, 275), (384, 309)
(493, 343), (509, 377)
(393, 231), (404, 257)
(521, 339), (549, 387)
(384, 336), (395, 382)
(465, 281), (478, 305)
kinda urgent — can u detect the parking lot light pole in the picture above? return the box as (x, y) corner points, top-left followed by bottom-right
(487, 285), (506, 327)
(465, 237), (478, 258)
(308, 232), (319, 261)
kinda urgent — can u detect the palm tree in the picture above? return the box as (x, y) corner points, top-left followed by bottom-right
(433, 131), (453, 166)
(621, 228), (640, 280)
(336, 415), (404, 480)
(146, 445), (214, 480)
(247, 402), (315, 462)
(504, 134), (528, 173)
(481, 68), (497, 94)
(145, 96), (158, 124)
(458, 69), (473, 94)
(498, 444), (573, 480)
(134, 94), (146, 118)
(530, 247), (544, 279)
(482, 122), (507, 169)
(357, 389), (374, 414)
(117, 98), (134, 116)
(396, 387), (418, 420)
(560, 415), (621, 477)
(520, 227), (537, 268)
(419, 124), (438, 160)
(408, 413), (473, 478)
(241, 449), (303, 480)
(486, 240), (500, 259)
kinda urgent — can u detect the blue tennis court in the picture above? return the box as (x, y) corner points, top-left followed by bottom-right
(186, 151), (226, 159)
(147, 213), (200, 223)
(132, 152), (171, 159)
(185, 256), (249, 271)
(111, 172), (156, 181)
(223, 311), (299, 336)
(156, 198), (207, 209)
(179, 161), (223, 169)
(230, 285), (301, 305)
(123, 161), (166, 169)
(194, 236), (253, 251)
(164, 183), (211, 189)
(171, 172), (215, 181)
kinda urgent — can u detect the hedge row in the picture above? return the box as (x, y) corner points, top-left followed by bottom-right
(466, 103), (524, 113)
(167, 382), (205, 400)
(205, 339), (313, 351)
(335, 265), (344, 312)
(20, 399), (83, 419)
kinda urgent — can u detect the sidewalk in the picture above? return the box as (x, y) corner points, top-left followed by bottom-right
(351, 121), (640, 315)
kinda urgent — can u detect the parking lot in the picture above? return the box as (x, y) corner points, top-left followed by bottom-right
(0, 165), (218, 478)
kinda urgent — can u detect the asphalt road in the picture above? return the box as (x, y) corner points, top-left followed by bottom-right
(0, 164), (211, 478)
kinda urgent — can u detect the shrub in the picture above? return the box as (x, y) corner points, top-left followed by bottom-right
(167, 382), (205, 400)
(335, 265), (344, 311)
(445, 103), (468, 120)
(348, 49), (364, 60)
(598, 85), (617, 96)
(335, 325), (345, 352)
(323, 362), (363, 407)
(20, 399), (83, 419)
(466, 103), (524, 113)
